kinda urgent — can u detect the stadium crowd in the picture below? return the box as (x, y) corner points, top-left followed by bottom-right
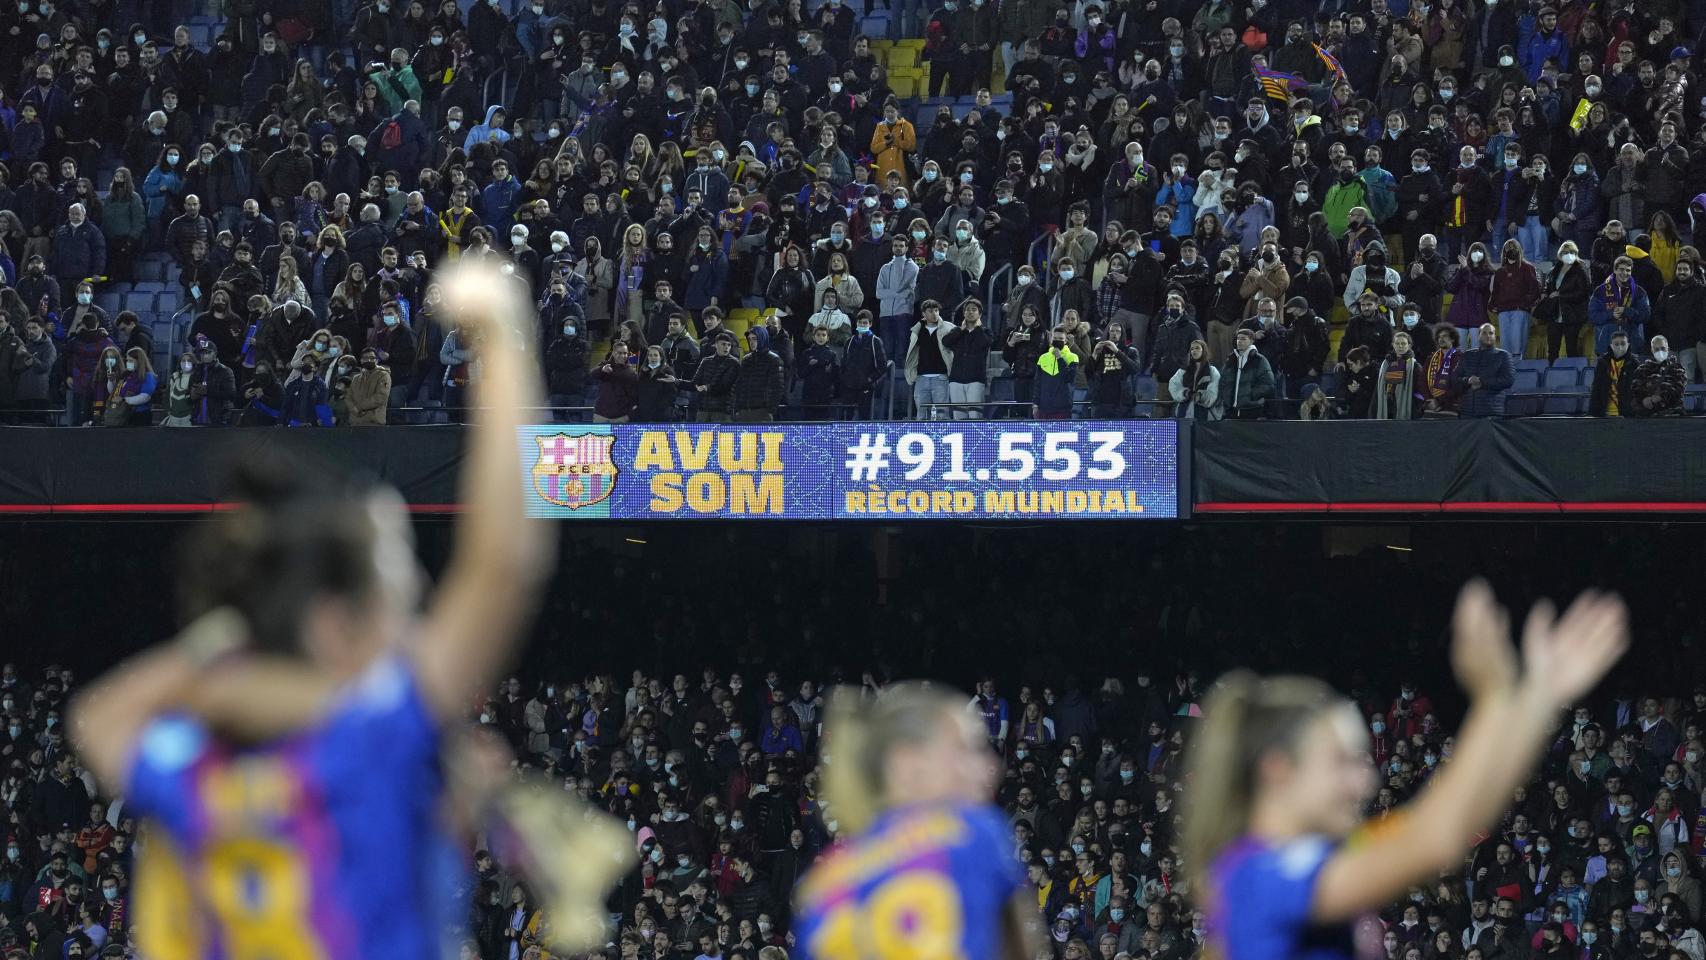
(3, 520), (1706, 959)
(2, 658), (1705, 960)
(5, 0), (1706, 422)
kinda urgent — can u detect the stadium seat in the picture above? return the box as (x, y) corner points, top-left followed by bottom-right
(1513, 369), (1542, 391)
(1686, 385), (1706, 414)
(1515, 358), (1548, 374)
(136, 260), (167, 283)
(133, 280), (168, 294)
(1553, 356), (1589, 371)
(1543, 368), (1580, 390)
(156, 292), (182, 317)
(1541, 385), (1587, 415)
(94, 292), (122, 316)
(122, 292), (156, 315)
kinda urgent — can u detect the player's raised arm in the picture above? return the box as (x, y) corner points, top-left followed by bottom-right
(1308, 582), (1627, 923)
(414, 259), (555, 718)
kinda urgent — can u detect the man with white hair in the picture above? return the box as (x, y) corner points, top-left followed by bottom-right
(51, 203), (106, 296)
(345, 203), (389, 273)
(1630, 335), (1687, 416)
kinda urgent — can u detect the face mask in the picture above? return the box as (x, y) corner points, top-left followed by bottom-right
(1039, 162), (1054, 173)
(1585, 85), (1601, 97)
(1654, 350), (1670, 362)
(1635, 890), (1651, 904)
(923, 169), (938, 182)
(892, 198), (909, 210)
(1584, 933), (1598, 945)
(167, 153), (180, 165)
(955, 228), (971, 242)
(1403, 313), (1419, 328)
(1499, 55), (1514, 67)
(105, 357), (118, 369)
(125, 360), (137, 372)
(911, 230), (928, 242)
(1060, 269), (1074, 281)
(745, 82), (760, 96)
(1372, 720), (1386, 734)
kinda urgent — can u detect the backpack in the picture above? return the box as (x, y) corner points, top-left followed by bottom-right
(378, 118), (404, 151)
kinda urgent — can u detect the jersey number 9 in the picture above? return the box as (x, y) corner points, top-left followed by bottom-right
(810, 871), (967, 960)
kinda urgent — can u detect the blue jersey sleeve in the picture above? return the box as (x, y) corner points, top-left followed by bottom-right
(124, 714), (212, 838)
(312, 654), (441, 786)
(966, 805), (1026, 901)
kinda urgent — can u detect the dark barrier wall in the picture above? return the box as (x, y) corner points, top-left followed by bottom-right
(1193, 420), (1706, 513)
(0, 427), (467, 511)
(2, 420), (1703, 516)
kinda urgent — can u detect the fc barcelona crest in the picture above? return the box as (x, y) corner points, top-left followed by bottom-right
(533, 433), (618, 509)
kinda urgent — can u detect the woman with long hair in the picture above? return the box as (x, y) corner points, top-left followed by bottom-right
(1186, 583), (1625, 960)
(1168, 339), (1220, 420)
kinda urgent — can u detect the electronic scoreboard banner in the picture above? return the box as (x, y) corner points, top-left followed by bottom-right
(518, 421), (1180, 520)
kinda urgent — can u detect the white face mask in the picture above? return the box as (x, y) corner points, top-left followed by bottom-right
(1470, 251), (1485, 263)
(1561, 253), (1578, 265)
(1017, 274), (1033, 286)
(1654, 349), (1670, 362)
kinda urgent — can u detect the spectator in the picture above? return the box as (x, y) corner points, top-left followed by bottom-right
(733, 327), (785, 423)
(1452, 323), (1515, 418)
(1219, 328), (1274, 420)
(593, 341), (639, 423)
(1034, 327), (1078, 419)
(1590, 330), (1639, 418)
(1628, 337), (1686, 418)
(1489, 239), (1541, 360)
(905, 300), (954, 420)
(1374, 331), (1426, 421)
(1589, 257), (1652, 357)
(1169, 340), (1220, 421)
(942, 300), (992, 420)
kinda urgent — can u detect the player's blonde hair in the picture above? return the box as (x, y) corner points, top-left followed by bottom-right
(1181, 672), (1339, 884)
(821, 682), (968, 836)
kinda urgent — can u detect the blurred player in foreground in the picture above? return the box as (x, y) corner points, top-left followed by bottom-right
(1186, 581), (1629, 960)
(793, 684), (1034, 960)
(70, 260), (631, 959)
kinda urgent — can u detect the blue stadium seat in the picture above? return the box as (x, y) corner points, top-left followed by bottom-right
(136, 260), (167, 283)
(121, 292), (156, 315)
(1515, 358), (1548, 373)
(1541, 385), (1588, 415)
(133, 280), (168, 294)
(1513, 369), (1542, 391)
(1319, 372), (1338, 394)
(1553, 356), (1589, 371)
(1505, 394), (1541, 417)
(1686, 385), (1706, 414)
(1135, 375), (1157, 400)
(1543, 368), (1580, 390)
(94, 292), (122, 315)
(156, 292), (181, 316)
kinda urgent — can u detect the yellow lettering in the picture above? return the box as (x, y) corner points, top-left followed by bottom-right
(686, 473), (725, 512)
(930, 491), (952, 513)
(868, 487), (887, 513)
(1042, 490), (1065, 513)
(887, 490), (907, 513)
(633, 431), (673, 471)
(730, 474), (784, 514)
(676, 431), (714, 470)
(716, 432), (758, 471)
(986, 491), (1013, 513)
(649, 474), (684, 512)
(845, 491), (867, 512)
(1067, 490), (1088, 512)
(954, 492), (974, 513)
(1101, 490), (1126, 513)
(1017, 492), (1037, 513)
(907, 490), (928, 512)
(760, 432), (785, 471)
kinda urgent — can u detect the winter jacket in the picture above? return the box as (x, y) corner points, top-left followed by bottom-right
(1219, 348), (1275, 416)
(692, 353), (741, 412)
(876, 256), (919, 316)
(52, 221), (107, 282)
(592, 360), (639, 419)
(1451, 346), (1514, 417)
(1034, 345), (1078, 415)
(732, 348), (785, 413)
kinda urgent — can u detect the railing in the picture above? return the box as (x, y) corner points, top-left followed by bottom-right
(984, 262), (1012, 333)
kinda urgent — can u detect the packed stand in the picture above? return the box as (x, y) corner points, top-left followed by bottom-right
(2, 648), (1705, 960)
(9, 0), (1706, 424)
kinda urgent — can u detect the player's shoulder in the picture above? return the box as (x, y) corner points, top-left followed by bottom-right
(1215, 834), (1336, 923)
